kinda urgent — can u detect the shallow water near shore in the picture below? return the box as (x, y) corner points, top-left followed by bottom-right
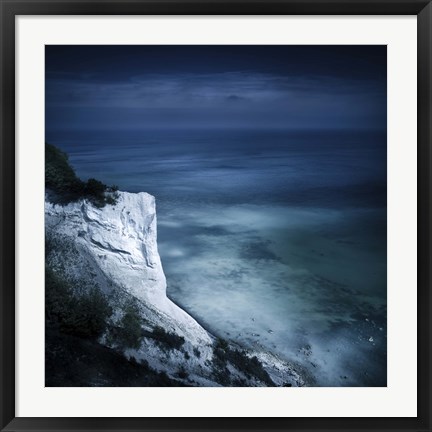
(48, 127), (387, 386)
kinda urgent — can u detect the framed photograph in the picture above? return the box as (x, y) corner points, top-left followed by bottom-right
(1, 1), (431, 431)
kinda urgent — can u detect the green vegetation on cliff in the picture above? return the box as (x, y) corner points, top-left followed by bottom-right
(45, 266), (112, 339)
(45, 142), (118, 207)
(45, 263), (184, 387)
(212, 338), (275, 386)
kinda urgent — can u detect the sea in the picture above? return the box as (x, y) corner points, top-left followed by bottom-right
(46, 127), (387, 386)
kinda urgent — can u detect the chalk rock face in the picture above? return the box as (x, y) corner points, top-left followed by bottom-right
(45, 191), (211, 345)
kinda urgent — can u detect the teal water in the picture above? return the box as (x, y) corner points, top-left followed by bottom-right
(47, 128), (387, 386)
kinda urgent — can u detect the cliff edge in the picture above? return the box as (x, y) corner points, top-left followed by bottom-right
(45, 191), (304, 387)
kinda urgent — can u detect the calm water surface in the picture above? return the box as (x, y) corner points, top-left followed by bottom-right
(47, 128), (387, 386)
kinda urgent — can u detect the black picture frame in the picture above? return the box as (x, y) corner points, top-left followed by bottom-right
(1, 1), (431, 431)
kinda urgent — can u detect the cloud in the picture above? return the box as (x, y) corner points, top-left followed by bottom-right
(46, 71), (386, 130)
(46, 71), (383, 108)
(226, 94), (248, 102)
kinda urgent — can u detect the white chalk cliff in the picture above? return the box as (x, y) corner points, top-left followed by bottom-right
(45, 191), (211, 345)
(45, 191), (304, 386)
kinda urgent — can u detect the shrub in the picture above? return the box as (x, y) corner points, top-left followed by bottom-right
(105, 194), (119, 206)
(114, 302), (143, 349)
(213, 368), (231, 386)
(176, 366), (188, 379)
(232, 377), (248, 386)
(225, 350), (274, 386)
(45, 143), (84, 198)
(212, 340), (275, 387)
(45, 143), (119, 207)
(108, 185), (119, 192)
(45, 266), (112, 339)
(216, 338), (229, 351)
(85, 178), (105, 196)
(152, 326), (185, 351)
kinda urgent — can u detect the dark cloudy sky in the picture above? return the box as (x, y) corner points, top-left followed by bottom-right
(45, 45), (386, 131)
